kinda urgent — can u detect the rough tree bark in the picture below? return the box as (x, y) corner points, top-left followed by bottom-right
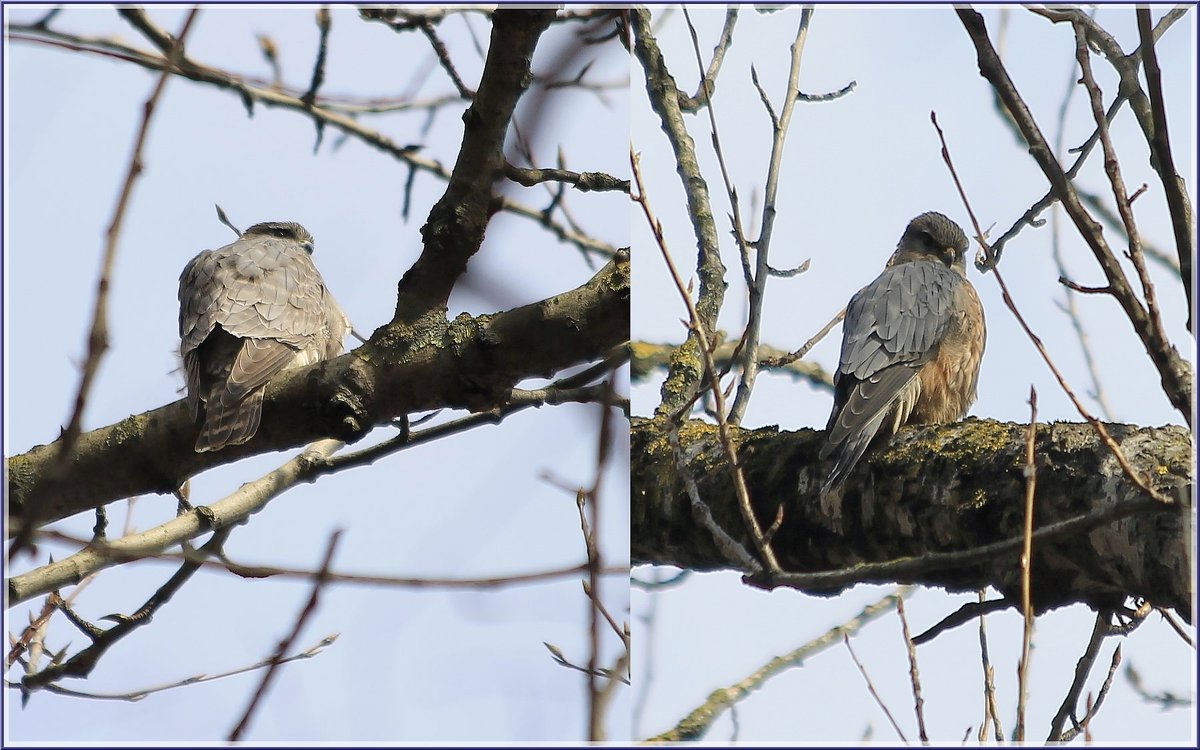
(632, 417), (1191, 619)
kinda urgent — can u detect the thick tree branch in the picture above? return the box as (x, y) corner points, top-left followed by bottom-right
(393, 9), (557, 323)
(7, 252), (629, 533)
(631, 417), (1191, 618)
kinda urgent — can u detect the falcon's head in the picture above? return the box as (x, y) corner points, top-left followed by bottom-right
(889, 211), (969, 273)
(243, 221), (316, 254)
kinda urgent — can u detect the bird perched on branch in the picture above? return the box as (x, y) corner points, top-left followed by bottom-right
(178, 221), (350, 452)
(820, 211), (986, 492)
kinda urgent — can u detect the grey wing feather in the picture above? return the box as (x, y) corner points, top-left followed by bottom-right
(822, 261), (962, 488)
(179, 234), (329, 356)
(224, 338), (300, 401)
(194, 389), (265, 452)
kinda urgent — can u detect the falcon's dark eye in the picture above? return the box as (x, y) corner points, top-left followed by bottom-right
(302, 241), (315, 254)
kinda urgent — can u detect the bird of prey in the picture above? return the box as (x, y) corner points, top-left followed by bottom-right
(178, 221), (350, 452)
(820, 211), (986, 492)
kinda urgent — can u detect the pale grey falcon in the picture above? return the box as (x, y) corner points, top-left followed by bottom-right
(820, 211), (986, 492)
(178, 221), (350, 452)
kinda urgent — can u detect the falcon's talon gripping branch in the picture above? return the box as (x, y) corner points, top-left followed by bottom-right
(178, 221), (351, 452)
(821, 212), (987, 492)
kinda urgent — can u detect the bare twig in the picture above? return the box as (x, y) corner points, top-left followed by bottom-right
(956, 9), (1191, 425)
(929, 109), (1174, 505)
(6, 25), (616, 259)
(583, 369), (620, 739)
(504, 162), (629, 192)
(1047, 612), (1109, 741)
(978, 5), (1191, 270)
(116, 8), (177, 54)
(631, 9), (728, 416)
(648, 589), (908, 741)
(228, 530), (342, 741)
(1047, 25), (1115, 420)
(1156, 607), (1195, 648)
(29, 529), (628, 591)
(593, 642), (632, 732)
(507, 382), (627, 412)
(1135, 8), (1192, 325)
(676, 6), (759, 395)
(632, 338), (834, 392)
(8, 548), (105, 677)
(18, 9), (199, 562)
(543, 642), (631, 686)
(1107, 599), (1153, 635)
(256, 34), (282, 89)
(895, 598), (928, 743)
(10, 440), (343, 605)
(759, 307), (846, 368)
(665, 424), (758, 571)
(1078, 189), (1179, 273)
(19, 526), (231, 695)
(677, 8), (738, 112)
(845, 633), (909, 743)
(1015, 386), (1038, 741)
(301, 6), (332, 151)
(7, 634), (336, 703)
(632, 147), (779, 574)
(1058, 645), (1122, 742)
(977, 590), (1005, 742)
(751, 489), (1167, 593)
(632, 569), (666, 737)
(358, 6), (494, 32)
(912, 597), (1010, 645)
(1072, 22), (1169, 376)
(728, 7), (815, 424)
(214, 203), (242, 236)
(631, 569), (691, 590)
(798, 80), (856, 102)
(419, 17), (474, 99)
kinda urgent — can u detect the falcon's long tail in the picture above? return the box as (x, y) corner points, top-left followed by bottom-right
(820, 409), (890, 494)
(819, 370), (922, 493)
(195, 387), (264, 452)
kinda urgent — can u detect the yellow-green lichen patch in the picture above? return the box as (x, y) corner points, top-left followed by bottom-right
(369, 310), (450, 367)
(876, 419), (1017, 476)
(934, 419), (1014, 463)
(102, 413), (147, 451)
(959, 487), (990, 511)
(447, 312), (486, 347)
